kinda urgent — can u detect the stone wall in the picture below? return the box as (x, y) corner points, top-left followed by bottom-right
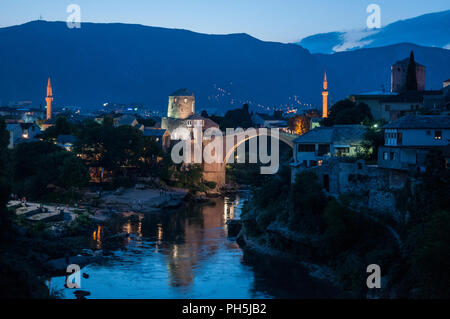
(291, 158), (408, 220)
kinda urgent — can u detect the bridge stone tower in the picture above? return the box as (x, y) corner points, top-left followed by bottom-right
(45, 77), (53, 120)
(167, 88), (195, 119)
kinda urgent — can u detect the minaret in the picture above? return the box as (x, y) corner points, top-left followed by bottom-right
(45, 77), (53, 120)
(322, 72), (328, 118)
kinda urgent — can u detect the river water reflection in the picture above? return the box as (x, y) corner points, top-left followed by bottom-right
(49, 191), (341, 299)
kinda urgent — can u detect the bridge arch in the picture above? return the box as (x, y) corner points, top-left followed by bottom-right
(202, 129), (297, 189)
(223, 129), (295, 164)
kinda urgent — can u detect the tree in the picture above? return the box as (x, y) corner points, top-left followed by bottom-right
(289, 171), (327, 232)
(58, 156), (89, 189)
(221, 104), (253, 129)
(411, 210), (450, 298)
(0, 119), (12, 243)
(40, 116), (77, 140)
(201, 110), (209, 118)
(273, 110), (283, 120)
(322, 99), (373, 126)
(136, 116), (156, 127)
(360, 121), (386, 161)
(12, 141), (88, 199)
(405, 51), (418, 92)
(408, 149), (450, 226)
(74, 119), (163, 180)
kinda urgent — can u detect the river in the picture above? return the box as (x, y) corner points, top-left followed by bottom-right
(48, 191), (342, 299)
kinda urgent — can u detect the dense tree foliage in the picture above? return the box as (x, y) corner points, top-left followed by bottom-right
(359, 121), (386, 161)
(40, 116), (78, 140)
(11, 141), (89, 200)
(289, 171), (327, 232)
(210, 104), (253, 130)
(405, 51), (418, 92)
(322, 99), (373, 126)
(136, 116), (156, 127)
(0, 119), (12, 242)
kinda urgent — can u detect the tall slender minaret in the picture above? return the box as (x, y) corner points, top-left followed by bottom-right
(45, 77), (53, 120)
(322, 72), (328, 118)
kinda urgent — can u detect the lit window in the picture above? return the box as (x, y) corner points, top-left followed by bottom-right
(435, 130), (442, 140)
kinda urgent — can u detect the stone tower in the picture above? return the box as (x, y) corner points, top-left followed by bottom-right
(167, 88), (195, 119)
(322, 72), (328, 118)
(45, 77), (53, 120)
(391, 54), (425, 93)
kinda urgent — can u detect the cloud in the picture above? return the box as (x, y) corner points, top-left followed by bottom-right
(332, 29), (379, 52)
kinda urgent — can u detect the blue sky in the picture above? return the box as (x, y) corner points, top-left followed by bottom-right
(0, 0), (449, 42)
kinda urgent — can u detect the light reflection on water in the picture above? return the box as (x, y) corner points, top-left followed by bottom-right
(49, 191), (341, 299)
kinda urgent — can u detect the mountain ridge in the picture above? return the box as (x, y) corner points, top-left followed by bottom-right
(0, 20), (449, 112)
(297, 9), (450, 54)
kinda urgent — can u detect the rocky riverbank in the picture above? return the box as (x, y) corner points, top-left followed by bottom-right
(96, 187), (189, 213)
(234, 220), (342, 291)
(236, 208), (402, 299)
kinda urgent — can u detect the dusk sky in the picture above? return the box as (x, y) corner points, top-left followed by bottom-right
(0, 0), (449, 42)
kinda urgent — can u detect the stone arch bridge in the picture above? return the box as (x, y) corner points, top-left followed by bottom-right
(202, 129), (297, 188)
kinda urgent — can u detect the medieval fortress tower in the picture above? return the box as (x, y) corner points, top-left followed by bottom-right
(167, 89), (195, 119)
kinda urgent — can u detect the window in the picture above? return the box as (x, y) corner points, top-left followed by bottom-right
(390, 152), (396, 160)
(383, 152), (389, 160)
(397, 132), (403, 145)
(298, 144), (315, 152)
(310, 160), (317, 167)
(336, 147), (350, 156)
(435, 130), (442, 140)
(317, 144), (330, 156)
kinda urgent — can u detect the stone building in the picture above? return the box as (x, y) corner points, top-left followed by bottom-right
(391, 57), (425, 93)
(378, 115), (450, 171)
(161, 89), (218, 141)
(291, 125), (366, 169)
(161, 89), (223, 188)
(167, 88), (195, 119)
(349, 53), (450, 121)
(303, 158), (408, 220)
